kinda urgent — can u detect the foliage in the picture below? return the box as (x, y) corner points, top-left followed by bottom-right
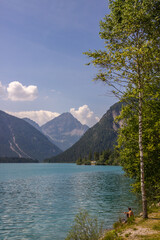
(104, 205), (160, 240)
(94, 152), (99, 161)
(65, 210), (103, 240)
(103, 230), (122, 240)
(113, 215), (135, 230)
(76, 149), (120, 166)
(84, 0), (160, 216)
(46, 102), (122, 163)
(117, 96), (160, 202)
(113, 219), (123, 230)
(85, 0), (160, 96)
(126, 215), (135, 225)
(76, 156), (91, 165)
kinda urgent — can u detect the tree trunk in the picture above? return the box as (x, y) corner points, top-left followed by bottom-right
(138, 87), (148, 219)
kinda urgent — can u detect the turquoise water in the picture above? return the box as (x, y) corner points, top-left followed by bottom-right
(0, 164), (140, 239)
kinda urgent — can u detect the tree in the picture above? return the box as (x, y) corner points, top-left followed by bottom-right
(117, 94), (160, 202)
(89, 151), (92, 161)
(76, 157), (83, 165)
(97, 150), (113, 165)
(94, 152), (99, 161)
(85, 0), (160, 218)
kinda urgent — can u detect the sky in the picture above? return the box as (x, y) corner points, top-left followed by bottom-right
(0, 0), (117, 127)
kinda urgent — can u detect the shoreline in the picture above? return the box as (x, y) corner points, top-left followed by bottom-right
(101, 204), (160, 240)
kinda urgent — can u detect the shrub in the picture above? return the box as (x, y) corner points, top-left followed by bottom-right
(103, 230), (122, 240)
(113, 218), (123, 229)
(126, 216), (135, 225)
(65, 210), (103, 240)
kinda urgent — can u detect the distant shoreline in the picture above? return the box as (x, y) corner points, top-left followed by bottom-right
(0, 157), (39, 163)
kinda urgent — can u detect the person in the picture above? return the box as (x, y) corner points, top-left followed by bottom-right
(124, 207), (134, 219)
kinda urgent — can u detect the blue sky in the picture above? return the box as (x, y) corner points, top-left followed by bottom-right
(0, 0), (117, 126)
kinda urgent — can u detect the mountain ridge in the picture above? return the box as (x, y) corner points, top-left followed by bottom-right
(41, 112), (89, 151)
(0, 110), (62, 161)
(23, 117), (42, 132)
(45, 102), (123, 163)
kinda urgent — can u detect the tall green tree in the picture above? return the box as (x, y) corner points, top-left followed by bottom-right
(85, 0), (160, 218)
(94, 152), (99, 161)
(117, 93), (160, 202)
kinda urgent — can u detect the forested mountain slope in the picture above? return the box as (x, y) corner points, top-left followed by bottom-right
(45, 102), (123, 163)
(0, 111), (62, 161)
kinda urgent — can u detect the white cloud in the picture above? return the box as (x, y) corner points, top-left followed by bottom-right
(7, 81), (38, 101)
(70, 105), (99, 127)
(0, 81), (7, 98)
(6, 105), (99, 127)
(7, 110), (60, 126)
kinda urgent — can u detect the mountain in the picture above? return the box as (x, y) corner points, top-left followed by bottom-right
(0, 110), (62, 161)
(23, 118), (42, 132)
(41, 112), (89, 151)
(23, 117), (58, 144)
(45, 102), (123, 163)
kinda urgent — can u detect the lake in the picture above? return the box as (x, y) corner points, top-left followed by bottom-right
(0, 163), (140, 239)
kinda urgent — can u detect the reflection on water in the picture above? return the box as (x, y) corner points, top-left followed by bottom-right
(0, 164), (140, 240)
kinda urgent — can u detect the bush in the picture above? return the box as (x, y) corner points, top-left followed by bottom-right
(126, 216), (135, 225)
(113, 218), (123, 229)
(65, 210), (103, 240)
(103, 230), (122, 240)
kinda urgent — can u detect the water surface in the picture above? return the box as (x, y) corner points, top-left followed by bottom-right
(0, 164), (140, 239)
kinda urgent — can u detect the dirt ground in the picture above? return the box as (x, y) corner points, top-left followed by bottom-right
(119, 210), (160, 239)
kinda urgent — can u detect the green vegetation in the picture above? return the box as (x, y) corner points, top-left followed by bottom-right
(117, 98), (160, 204)
(65, 206), (160, 240)
(152, 224), (160, 231)
(45, 102), (122, 163)
(101, 205), (160, 240)
(76, 149), (120, 166)
(113, 216), (135, 231)
(85, 0), (160, 218)
(65, 210), (103, 240)
(102, 230), (122, 240)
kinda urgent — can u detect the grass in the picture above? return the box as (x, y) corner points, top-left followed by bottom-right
(152, 224), (160, 231)
(102, 230), (122, 240)
(139, 235), (160, 240)
(101, 204), (160, 240)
